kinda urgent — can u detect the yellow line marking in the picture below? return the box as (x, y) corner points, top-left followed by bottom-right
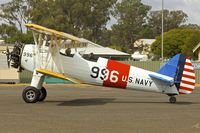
(0, 83), (88, 87)
(0, 84), (29, 86)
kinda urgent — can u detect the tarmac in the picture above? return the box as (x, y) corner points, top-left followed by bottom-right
(0, 84), (200, 133)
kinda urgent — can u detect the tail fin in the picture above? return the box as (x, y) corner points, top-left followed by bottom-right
(157, 54), (195, 94)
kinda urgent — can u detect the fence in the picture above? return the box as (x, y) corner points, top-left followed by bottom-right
(20, 70), (32, 83)
(19, 61), (200, 83)
(0, 54), (8, 69)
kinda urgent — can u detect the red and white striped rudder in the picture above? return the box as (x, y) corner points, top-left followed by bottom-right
(179, 57), (195, 94)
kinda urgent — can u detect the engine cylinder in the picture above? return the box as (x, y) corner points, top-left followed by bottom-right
(10, 43), (24, 68)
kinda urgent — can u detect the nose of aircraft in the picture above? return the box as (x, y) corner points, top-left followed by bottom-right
(10, 42), (24, 69)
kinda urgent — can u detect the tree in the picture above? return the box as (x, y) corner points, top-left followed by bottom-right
(0, 0), (30, 33)
(0, 24), (19, 37)
(151, 28), (200, 59)
(27, 0), (60, 30)
(0, 23), (33, 43)
(27, 0), (117, 45)
(148, 10), (188, 37)
(0, 0), (117, 45)
(111, 0), (151, 53)
(180, 23), (200, 30)
(77, 0), (117, 43)
(97, 29), (112, 47)
(0, 24), (19, 43)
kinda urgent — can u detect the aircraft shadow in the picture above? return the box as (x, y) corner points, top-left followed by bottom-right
(44, 98), (198, 106)
(174, 101), (200, 105)
(46, 98), (116, 106)
(113, 101), (195, 105)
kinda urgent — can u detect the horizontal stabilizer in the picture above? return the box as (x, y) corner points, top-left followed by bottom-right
(36, 69), (82, 84)
(149, 73), (174, 85)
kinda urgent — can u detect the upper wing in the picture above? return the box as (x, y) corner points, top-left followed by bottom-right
(25, 23), (83, 43)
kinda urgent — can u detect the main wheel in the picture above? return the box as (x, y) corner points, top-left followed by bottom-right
(22, 86), (40, 103)
(169, 96), (176, 104)
(38, 87), (47, 102)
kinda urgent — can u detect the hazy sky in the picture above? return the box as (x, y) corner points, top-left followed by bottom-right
(1, 0), (200, 26)
(0, 0), (10, 4)
(142, 0), (200, 25)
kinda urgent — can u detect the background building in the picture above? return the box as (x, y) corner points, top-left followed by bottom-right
(132, 39), (155, 61)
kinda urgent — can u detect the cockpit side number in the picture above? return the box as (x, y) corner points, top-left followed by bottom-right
(23, 52), (33, 58)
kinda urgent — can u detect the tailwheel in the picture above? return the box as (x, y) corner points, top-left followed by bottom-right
(22, 86), (40, 103)
(169, 96), (176, 104)
(38, 87), (47, 102)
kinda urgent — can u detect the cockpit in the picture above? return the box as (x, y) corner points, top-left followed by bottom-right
(59, 48), (98, 62)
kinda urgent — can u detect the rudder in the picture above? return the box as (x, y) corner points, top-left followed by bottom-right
(157, 54), (195, 94)
(178, 57), (195, 94)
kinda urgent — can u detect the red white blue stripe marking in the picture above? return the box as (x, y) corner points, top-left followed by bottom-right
(179, 58), (195, 94)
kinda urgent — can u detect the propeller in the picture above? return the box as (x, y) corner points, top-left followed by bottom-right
(2, 42), (24, 70)
(6, 45), (10, 68)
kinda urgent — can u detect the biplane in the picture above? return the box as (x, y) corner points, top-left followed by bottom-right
(6, 24), (195, 103)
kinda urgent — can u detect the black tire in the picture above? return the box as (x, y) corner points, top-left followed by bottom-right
(169, 96), (176, 104)
(22, 86), (40, 103)
(38, 87), (47, 102)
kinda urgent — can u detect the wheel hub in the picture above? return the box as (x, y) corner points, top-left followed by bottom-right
(26, 90), (36, 101)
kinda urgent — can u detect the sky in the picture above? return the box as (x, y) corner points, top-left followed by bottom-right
(1, 0), (200, 26)
(141, 0), (200, 25)
(0, 0), (10, 5)
(107, 0), (200, 28)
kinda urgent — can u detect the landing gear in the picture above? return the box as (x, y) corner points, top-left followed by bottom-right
(22, 86), (47, 103)
(38, 87), (47, 102)
(22, 70), (46, 103)
(22, 86), (40, 103)
(167, 94), (177, 104)
(169, 96), (176, 104)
